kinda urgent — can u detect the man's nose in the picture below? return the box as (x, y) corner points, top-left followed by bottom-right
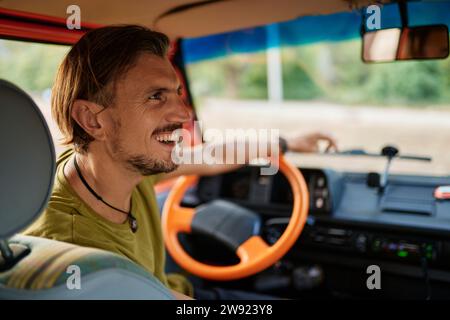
(167, 96), (193, 124)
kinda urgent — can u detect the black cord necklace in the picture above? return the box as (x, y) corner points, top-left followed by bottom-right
(73, 156), (138, 233)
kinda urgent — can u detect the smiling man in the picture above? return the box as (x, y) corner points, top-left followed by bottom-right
(23, 25), (336, 299)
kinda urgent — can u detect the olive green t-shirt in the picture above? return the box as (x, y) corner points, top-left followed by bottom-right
(22, 148), (193, 296)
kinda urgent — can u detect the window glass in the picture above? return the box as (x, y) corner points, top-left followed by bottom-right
(184, 3), (450, 176)
(0, 39), (69, 155)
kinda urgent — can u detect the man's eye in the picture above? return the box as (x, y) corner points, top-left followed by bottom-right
(177, 88), (183, 96)
(149, 92), (163, 100)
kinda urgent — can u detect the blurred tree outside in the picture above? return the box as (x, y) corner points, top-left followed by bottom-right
(187, 38), (450, 108)
(0, 39), (68, 94)
(1, 37), (449, 109)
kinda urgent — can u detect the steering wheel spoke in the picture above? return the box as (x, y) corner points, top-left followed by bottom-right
(171, 206), (196, 233)
(236, 236), (270, 263)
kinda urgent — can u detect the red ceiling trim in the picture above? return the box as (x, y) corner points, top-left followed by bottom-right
(0, 7), (100, 44)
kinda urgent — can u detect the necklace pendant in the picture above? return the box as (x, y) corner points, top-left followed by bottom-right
(129, 214), (138, 233)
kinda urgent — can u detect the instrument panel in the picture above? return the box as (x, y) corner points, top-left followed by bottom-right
(197, 167), (331, 216)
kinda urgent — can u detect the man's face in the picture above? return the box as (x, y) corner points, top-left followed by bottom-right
(101, 53), (191, 175)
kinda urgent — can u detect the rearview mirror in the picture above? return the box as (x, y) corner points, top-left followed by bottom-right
(363, 25), (449, 63)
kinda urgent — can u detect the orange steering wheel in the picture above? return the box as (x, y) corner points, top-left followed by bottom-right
(162, 155), (309, 281)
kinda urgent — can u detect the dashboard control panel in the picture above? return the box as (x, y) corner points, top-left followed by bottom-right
(195, 166), (450, 271)
(264, 221), (448, 267)
(197, 167), (332, 215)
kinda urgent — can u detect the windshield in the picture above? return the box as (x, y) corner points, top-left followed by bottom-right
(182, 1), (450, 176)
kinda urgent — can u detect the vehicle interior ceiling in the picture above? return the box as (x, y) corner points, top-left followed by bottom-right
(0, 0), (388, 38)
(1, 0), (450, 300)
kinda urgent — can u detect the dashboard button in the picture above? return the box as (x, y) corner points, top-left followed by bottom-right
(315, 197), (324, 209)
(355, 234), (368, 252)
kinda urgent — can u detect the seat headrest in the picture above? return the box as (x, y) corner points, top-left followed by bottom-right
(0, 80), (55, 239)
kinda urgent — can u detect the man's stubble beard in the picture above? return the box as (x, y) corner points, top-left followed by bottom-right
(111, 123), (178, 176)
(126, 154), (178, 176)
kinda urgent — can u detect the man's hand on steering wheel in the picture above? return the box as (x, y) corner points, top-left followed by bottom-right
(286, 132), (338, 153)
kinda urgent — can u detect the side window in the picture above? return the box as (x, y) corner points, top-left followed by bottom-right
(0, 39), (69, 155)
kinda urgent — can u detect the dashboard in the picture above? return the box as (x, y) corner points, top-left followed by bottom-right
(188, 166), (450, 298)
(197, 167), (331, 214)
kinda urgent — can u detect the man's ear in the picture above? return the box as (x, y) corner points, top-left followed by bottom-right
(71, 99), (106, 141)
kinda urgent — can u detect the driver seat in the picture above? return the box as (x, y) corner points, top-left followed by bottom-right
(0, 79), (174, 299)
